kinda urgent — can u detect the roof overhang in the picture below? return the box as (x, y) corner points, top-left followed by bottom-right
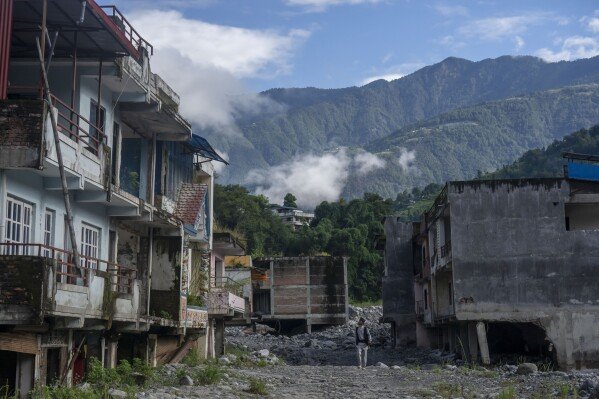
(10, 0), (147, 61)
(119, 101), (192, 141)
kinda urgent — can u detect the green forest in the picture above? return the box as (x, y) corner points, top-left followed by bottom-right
(214, 183), (441, 301)
(215, 125), (599, 301)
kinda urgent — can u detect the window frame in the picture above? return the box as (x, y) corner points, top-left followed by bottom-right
(80, 223), (100, 270)
(4, 196), (33, 255)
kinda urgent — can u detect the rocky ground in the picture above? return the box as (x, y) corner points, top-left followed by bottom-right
(135, 306), (599, 398)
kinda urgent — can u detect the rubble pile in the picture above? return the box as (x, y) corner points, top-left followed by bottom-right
(226, 305), (439, 366)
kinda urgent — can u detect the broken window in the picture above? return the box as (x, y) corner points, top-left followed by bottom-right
(43, 209), (55, 257)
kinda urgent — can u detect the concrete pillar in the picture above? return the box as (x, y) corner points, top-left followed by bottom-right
(476, 321), (490, 365)
(207, 319), (215, 359)
(195, 330), (208, 360)
(105, 340), (118, 369)
(214, 319), (225, 357)
(147, 335), (158, 368)
(306, 320), (312, 334)
(467, 322), (479, 364)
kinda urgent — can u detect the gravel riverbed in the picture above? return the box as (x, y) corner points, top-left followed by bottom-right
(135, 306), (599, 398)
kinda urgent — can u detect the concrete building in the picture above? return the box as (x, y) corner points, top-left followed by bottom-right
(383, 156), (599, 370)
(270, 205), (315, 231)
(252, 257), (349, 333)
(0, 1), (241, 395)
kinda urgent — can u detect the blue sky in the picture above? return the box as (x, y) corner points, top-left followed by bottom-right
(114, 0), (599, 133)
(120, 0), (598, 90)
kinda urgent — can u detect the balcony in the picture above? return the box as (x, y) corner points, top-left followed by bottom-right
(0, 243), (139, 324)
(206, 277), (245, 317)
(0, 97), (109, 189)
(99, 5), (154, 57)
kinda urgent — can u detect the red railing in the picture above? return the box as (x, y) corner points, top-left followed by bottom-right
(50, 94), (106, 155)
(0, 243), (135, 293)
(100, 5), (154, 55)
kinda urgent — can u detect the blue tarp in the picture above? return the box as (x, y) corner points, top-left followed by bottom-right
(186, 135), (229, 164)
(568, 161), (599, 182)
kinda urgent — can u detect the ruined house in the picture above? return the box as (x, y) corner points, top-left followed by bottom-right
(0, 1), (240, 395)
(252, 257), (349, 333)
(383, 154), (599, 370)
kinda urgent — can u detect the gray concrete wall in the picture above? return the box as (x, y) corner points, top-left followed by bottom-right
(448, 178), (599, 369)
(382, 217), (416, 346)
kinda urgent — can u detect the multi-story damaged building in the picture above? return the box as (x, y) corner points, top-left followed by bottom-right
(0, 1), (242, 395)
(383, 155), (599, 370)
(252, 257), (349, 333)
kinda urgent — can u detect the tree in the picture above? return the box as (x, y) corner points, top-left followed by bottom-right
(283, 193), (297, 208)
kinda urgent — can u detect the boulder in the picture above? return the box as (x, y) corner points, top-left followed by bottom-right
(375, 362), (389, 369)
(516, 363), (538, 375)
(179, 375), (194, 386)
(108, 388), (128, 399)
(219, 356), (231, 365)
(257, 349), (270, 358)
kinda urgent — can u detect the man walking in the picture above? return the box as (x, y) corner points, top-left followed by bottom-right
(355, 317), (371, 369)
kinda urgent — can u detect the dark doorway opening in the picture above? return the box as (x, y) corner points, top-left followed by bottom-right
(487, 322), (555, 365)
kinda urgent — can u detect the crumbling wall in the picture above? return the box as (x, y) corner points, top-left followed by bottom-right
(0, 256), (47, 324)
(382, 217), (417, 346)
(448, 178), (599, 369)
(0, 100), (43, 169)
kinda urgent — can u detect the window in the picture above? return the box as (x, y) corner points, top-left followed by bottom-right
(43, 209), (55, 257)
(89, 100), (106, 148)
(81, 224), (100, 270)
(448, 282), (453, 305)
(4, 197), (32, 255)
(424, 289), (428, 310)
(111, 122), (121, 185)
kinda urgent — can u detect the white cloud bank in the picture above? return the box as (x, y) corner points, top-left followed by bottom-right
(130, 10), (309, 132)
(246, 148), (414, 209)
(536, 36), (599, 62)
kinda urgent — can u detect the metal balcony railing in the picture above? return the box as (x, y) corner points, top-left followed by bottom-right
(0, 243), (135, 293)
(100, 5), (154, 55)
(50, 94), (106, 155)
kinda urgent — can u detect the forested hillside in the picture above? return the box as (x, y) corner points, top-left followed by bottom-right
(349, 84), (599, 198)
(207, 55), (599, 193)
(484, 125), (599, 179)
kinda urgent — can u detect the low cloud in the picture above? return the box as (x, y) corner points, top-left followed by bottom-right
(129, 10), (308, 132)
(245, 150), (391, 208)
(535, 36), (599, 62)
(285, 0), (383, 12)
(246, 150), (351, 209)
(354, 151), (386, 174)
(397, 148), (416, 171)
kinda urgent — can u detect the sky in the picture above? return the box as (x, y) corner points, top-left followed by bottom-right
(111, 0), (599, 207)
(113, 0), (599, 133)
(117, 0), (598, 91)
